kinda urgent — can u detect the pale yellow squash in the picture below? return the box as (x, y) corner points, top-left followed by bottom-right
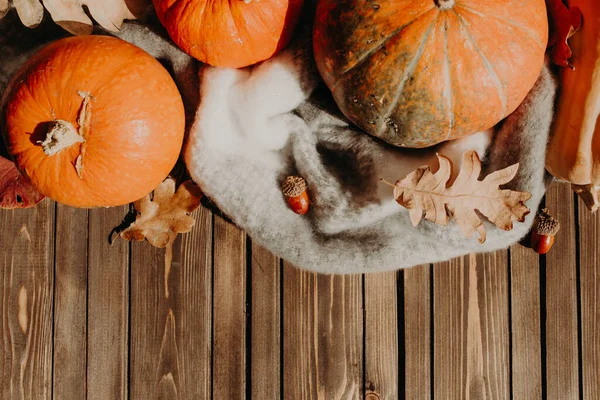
(546, 0), (600, 211)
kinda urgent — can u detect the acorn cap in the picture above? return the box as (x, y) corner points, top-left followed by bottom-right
(533, 208), (560, 236)
(281, 175), (307, 198)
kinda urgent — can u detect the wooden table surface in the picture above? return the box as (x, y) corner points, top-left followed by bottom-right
(0, 180), (598, 400)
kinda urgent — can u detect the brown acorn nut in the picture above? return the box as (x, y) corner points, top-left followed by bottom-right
(281, 175), (310, 215)
(530, 208), (560, 254)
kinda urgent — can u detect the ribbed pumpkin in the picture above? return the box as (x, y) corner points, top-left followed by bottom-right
(153, 0), (304, 68)
(313, 0), (549, 148)
(546, 0), (600, 211)
(1, 35), (185, 208)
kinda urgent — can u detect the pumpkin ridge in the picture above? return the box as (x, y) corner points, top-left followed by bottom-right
(377, 12), (439, 138)
(165, 0), (204, 51)
(452, 9), (508, 118)
(16, 81), (51, 126)
(165, 0), (194, 24)
(442, 15), (455, 141)
(227, 0), (244, 48)
(455, 3), (546, 49)
(339, 6), (436, 76)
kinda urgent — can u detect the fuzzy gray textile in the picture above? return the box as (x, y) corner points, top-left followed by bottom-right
(0, 12), (557, 274)
(183, 50), (556, 274)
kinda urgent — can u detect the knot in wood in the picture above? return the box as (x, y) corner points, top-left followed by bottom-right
(365, 392), (381, 400)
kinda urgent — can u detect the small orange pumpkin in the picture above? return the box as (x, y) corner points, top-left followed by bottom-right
(313, 0), (549, 148)
(1, 35), (185, 208)
(152, 0), (304, 68)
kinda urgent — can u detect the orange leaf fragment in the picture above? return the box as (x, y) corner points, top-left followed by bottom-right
(0, 156), (45, 209)
(390, 151), (532, 244)
(120, 178), (203, 248)
(546, 0), (583, 69)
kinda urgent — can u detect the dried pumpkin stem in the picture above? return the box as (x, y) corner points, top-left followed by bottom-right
(38, 120), (85, 156)
(434, 0), (455, 10)
(572, 183), (600, 212)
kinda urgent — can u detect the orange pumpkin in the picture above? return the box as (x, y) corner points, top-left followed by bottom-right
(153, 0), (304, 68)
(1, 35), (185, 208)
(313, 0), (549, 148)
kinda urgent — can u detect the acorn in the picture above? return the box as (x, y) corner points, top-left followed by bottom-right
(282, 175), (310, 215)
(530, 208), (560, 254)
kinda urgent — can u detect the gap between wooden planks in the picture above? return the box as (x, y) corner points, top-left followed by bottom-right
(0, 180), (598, 399)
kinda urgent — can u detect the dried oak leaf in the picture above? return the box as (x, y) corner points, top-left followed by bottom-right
(390, 151), (532, 244)
(0, 156), (44, 209)
(1, 0), (150, 33)
(547, 0), (582, 69)
(120, 178), (203, 248)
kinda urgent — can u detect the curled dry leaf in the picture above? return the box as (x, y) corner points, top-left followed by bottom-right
(120, 178), (203, 248)
(546, 0), (583, 69)
(1, 0), (151, 34)
(387, 151), (532, 244)
(572, 183), (600, 212)
(0, 0), (10, 19)
(0, 156), (44, 209)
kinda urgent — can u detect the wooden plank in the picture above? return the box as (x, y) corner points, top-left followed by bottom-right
(364, 271), (398, 400)
(130, 207), (213, 399)
(433, 256), (467, 400)
(250, 242), (280, 399)
(212, 215), (246, 399)
(281, 264), (318, 399)
(577, 197), (600, 400)
(283, 264), (363, 400)
(52, 206), (88, 400)
(175, 206), (213, 397)
(544, 182), (579, 399)
(509, 243), (542, 400)
(0, 201), (55, 400)
(86, 206), (130, 400)
(403, 265), (431, 400)
(434, 252), (510, 400)
(128, 228), (164, 399)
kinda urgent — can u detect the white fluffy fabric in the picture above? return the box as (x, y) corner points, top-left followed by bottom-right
(182, 33), (556, 274)
(0, 14), (557, 274)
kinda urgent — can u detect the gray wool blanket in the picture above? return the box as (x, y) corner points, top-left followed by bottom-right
(0, 11), (557, 274)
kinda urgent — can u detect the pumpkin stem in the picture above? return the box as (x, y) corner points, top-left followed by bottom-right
(434, 0), (455, 9)
(38, 120), (85, 156)
(572, 183), (600, 212)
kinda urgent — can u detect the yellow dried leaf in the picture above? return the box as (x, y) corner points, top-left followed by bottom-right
(120, 178), (203, 248)
(391, 151), (532, 244)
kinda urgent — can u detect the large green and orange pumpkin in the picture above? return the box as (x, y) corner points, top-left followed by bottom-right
(313, 0), (549, 148)
(1, 35), (185, 208)
(153, 0), (304, 68)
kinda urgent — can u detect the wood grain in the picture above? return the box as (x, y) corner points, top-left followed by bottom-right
(509, 243), (542, 400)
(544, 182), (579, 400)
(129, 231), (169, 399)
(364, 271), (398, 400)
(175, 206), (213, 398)
(283, 264), (363, 400)
(0, 201), (55, 400)
(403, 265), (431, 400)
(250, 242), (280, 400)
(282, 264), (318, 399)
(434, 252), (510, 400)
(212, 215), (246, 399)
(52, 205), (88, 400)
(4, 171), (600, 399)
(577, 198), (600, 400)
(130, 207), (214, 399)
(86, 206), (130, 400)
